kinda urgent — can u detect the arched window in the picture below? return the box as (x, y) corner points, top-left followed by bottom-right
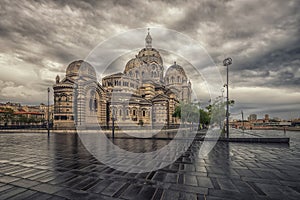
(177, 76), (180, 83)
(142, 110), (146, 117)
(171, 76), (174, 83)
(89, 98), (93, 111)
(94, 98), (97, 111)
(112, 107), (116, 117)
(142, 71), (144, 77)
(119, 109), (122, 116)
(89, 91), (97, 112)
(135, 71), (139, 78)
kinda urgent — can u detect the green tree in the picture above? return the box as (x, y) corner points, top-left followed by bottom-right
(206, 98), (235, 129)
(0, 108), (14, 126)
(18, 115), (29, 125)
(28, 117), (37, 124)
(173, 105), (181, 118)
(199, 109), (210, 125)
(173, 102), (199, 124)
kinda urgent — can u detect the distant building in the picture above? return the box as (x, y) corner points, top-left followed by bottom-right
(231, 113), (292, 130)
(248, 114), (257, 121)
(0, 102), (53, 126)
(264, 114), (269, 122)
(53, 30), (192, 129)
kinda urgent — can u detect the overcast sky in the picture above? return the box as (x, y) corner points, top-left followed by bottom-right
(0, 0), (299, 120)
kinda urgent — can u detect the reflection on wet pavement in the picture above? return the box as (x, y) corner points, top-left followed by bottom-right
(0, 131), (299, 199)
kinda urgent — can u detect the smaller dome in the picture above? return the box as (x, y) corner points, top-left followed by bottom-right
(166, 62), (187, 78)
(66, 60), (96, 79)
(124, 57), (142, 73)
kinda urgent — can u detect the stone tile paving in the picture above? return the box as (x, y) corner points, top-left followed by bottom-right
(0, 131), (299, 200)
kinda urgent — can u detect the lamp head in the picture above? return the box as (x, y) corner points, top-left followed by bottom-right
(223, 57), (232, 66)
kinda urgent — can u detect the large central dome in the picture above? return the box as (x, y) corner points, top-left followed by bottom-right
(124, 30), (163, 73)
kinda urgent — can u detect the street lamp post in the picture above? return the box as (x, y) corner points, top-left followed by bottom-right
(223, 57), (232, 139)
(112, 108), (116, 139)
(112, 117), (115, 139)
(47, 87), (50, 137)
(241, 110), (245, 133)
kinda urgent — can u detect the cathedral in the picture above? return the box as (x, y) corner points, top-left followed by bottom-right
(53, 30), (192, 129)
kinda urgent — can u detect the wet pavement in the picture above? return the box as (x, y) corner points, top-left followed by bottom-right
(0, 131), (299, 200)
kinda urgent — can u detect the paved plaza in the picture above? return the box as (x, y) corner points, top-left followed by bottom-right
(0, 131), (299, 200)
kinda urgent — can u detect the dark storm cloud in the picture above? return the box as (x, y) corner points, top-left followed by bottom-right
(170, 0), (229, 32)
(231, 40), (300, 89)
(0, 1), (99, 59)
